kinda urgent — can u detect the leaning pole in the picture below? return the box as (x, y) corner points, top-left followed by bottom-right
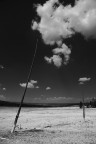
(11, 39), (38, 133)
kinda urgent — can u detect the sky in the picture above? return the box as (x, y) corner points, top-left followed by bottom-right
(0, 0), (96, 103)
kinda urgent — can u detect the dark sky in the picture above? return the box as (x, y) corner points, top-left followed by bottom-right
(0, 0), (96, 103)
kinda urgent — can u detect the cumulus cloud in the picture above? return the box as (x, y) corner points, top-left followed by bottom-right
(53, 44), (71, 65)
(32, 0), (96, 67)
(79, 81), (84, 85)
(78, 77), (91, 84)
(44, 56), (52, 64)
(36, 86), (39, 89)
(32, 0), (73, 45)
(32, 0), (96, 41)
(46, 96), (72, 102)
(20, 83), (34, 88)
(45, 55), (62, 67)
(3, 88), (6, 91)
(30, 80), (37, 84)
(20, 80), (38, 89)
(0, 95), (6, 100)
(86, 97), (92, 100)
(0, 65), (4, 69)
(46, 86), (51, 90)
(45, 44), (71, 66)
(32, 96), (73, 103)
(68, 0), (96, 39)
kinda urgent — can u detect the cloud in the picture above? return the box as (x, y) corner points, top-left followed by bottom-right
(32, 0), (96, 67)
(32, 0), (96, 41)
(33, 97), (41, 100)
(86, 97), (92, 100)
(78, 77), (91, 84)
(32, 96), (73, 103)
(0, 65), (4, 69)
(45, 43), (71, 66)
(46, 86), (51, 90)
(3, 88), (6, 91)
(79, 81), (84, 85)
(36, 86), (39, 89)
(46, 96), (72, 102)
(44, 56), (52, 64)
(20, 80), (38, 89)
(30, 80), (37, 84)
(0, 95), (6, 100)
(32, 0), (73, 45)
(41, 94), (44, 97)
(68, 0), (96, 39)
(53, 44), (71, 65)
(44, 55), (62, 67)
(20, 83), (34, 88)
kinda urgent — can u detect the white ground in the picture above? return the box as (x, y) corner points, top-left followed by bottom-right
(0, 106), (96, 144)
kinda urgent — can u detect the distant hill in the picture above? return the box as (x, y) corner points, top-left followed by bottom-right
(0, 100), (79, 107)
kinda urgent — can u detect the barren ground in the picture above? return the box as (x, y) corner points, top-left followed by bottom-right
(0, 106), (96, 144)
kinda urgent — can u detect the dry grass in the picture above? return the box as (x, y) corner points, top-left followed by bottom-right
(0, 107), (96, 144)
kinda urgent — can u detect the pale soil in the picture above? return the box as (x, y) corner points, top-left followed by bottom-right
(0, 107), (96, 144)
